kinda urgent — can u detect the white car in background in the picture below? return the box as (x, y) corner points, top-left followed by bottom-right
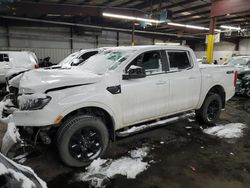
(0, 51), (39, 87)
(49, 49), (100, 69)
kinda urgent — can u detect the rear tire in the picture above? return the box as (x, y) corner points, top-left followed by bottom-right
(195, 93), (222, 126)
(56, 115), (109, 167)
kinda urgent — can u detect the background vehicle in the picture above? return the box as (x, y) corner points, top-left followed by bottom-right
(225, 56), (250, 73)
(1, 45), (236, 167)
(38, 57), (53, 68)
(0, 153), (46, 188)
(236, 70), (250, 97)
(49, 49), (99, 69)
(0, 51), (39, 83)
(0, 51), (39, 93)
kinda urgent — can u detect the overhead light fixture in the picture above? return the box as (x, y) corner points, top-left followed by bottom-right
(192, 15), (201, 19)
(168, 22), (221, 32)
(155, 42), (181, 45)
(102, 12), (163, 24)
(47, 14), (61, 17)
(186, 25), (209, 30)
(168, 22), (185, 27)
(181, 12), (191, 16)
(220, 25), (241, 31)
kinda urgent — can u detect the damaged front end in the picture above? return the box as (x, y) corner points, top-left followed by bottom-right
(0, 95), (21, 156)
(0, 93), (52, 157)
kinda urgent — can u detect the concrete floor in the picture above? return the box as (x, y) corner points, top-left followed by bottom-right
(0, 96), (250, 188)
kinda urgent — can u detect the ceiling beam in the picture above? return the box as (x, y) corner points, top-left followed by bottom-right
(211, 0), (250, 17)
(173, 3), (210, 14)
(143, 0), (199, 11)
(0, 15), (202, 39)
(173, 10), (210, 21)
(8, 2), (146, 18)
(115, 0), (136, 7)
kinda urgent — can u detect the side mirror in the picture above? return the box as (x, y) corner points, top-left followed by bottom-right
(123, 65), (146, 80)
(71, 58), (80, 66)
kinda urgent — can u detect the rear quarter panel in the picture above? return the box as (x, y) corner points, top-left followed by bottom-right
(197, 64), (236, 109)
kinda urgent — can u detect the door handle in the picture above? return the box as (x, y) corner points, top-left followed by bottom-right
(189, 76), (196, 79)
(156, 80), (167, 85)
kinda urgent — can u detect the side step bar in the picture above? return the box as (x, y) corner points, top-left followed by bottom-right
(116, 112), (195, 137)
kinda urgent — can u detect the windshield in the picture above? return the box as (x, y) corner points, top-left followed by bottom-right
(79, 49), (136, 74)
(227, 57), (250, 66)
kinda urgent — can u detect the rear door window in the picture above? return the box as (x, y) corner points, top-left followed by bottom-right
(0, 54), (9, 62)
(167, 51), (191, 71)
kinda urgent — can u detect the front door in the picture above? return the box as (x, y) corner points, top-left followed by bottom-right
(120, 50), (169, 126)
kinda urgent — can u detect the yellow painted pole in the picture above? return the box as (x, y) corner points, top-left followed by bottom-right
(206, 34), (215, 64)
(206, 17), (216, 64)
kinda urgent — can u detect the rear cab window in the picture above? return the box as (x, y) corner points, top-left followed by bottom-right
(0, 54), (9, 62)
(166, 50), (192, 71)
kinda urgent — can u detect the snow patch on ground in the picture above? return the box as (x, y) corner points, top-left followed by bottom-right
(203, 123), (246, 139)
(0, 163), (35, 188)
(78, 147), (150, 187)
(0, 153), (47, 188)
(13, 153), (29, 164)
(188, 118), (195, 122)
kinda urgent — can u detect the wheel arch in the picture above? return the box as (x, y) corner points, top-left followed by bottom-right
(59, 106), (116, 141)
(205, 85), (226, 108)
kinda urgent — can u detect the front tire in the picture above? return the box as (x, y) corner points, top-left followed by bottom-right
(195, 93), (222, 126)
(56, 115), (109, 167)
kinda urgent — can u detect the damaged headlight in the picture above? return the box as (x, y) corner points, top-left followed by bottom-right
(18, 94), (51, 111)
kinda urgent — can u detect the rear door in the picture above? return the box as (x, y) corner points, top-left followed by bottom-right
(120, 50), (170, 126)
(166, 50), (201, 113)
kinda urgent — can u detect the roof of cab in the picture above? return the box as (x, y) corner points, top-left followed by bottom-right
(98, 45), (191, 52)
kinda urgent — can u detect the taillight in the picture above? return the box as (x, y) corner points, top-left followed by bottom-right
(34, 64), (39, 69)
(234, 71), (238, 87)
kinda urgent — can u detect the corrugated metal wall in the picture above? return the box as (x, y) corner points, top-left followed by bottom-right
(0, 47), (72, 63)
(0, 26), (155, 63)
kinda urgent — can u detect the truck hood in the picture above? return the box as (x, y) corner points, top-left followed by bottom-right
(19, 68), (101, 93)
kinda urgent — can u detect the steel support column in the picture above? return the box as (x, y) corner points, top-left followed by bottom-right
(95, 35), (99, 48)
(206, 17), (216, 64)
(6, 24), (10, 48)
(70, 27), (73, 53)
(116, 31), (119, 46)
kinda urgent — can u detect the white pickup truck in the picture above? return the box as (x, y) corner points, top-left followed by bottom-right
(1, 45), (236, 167)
